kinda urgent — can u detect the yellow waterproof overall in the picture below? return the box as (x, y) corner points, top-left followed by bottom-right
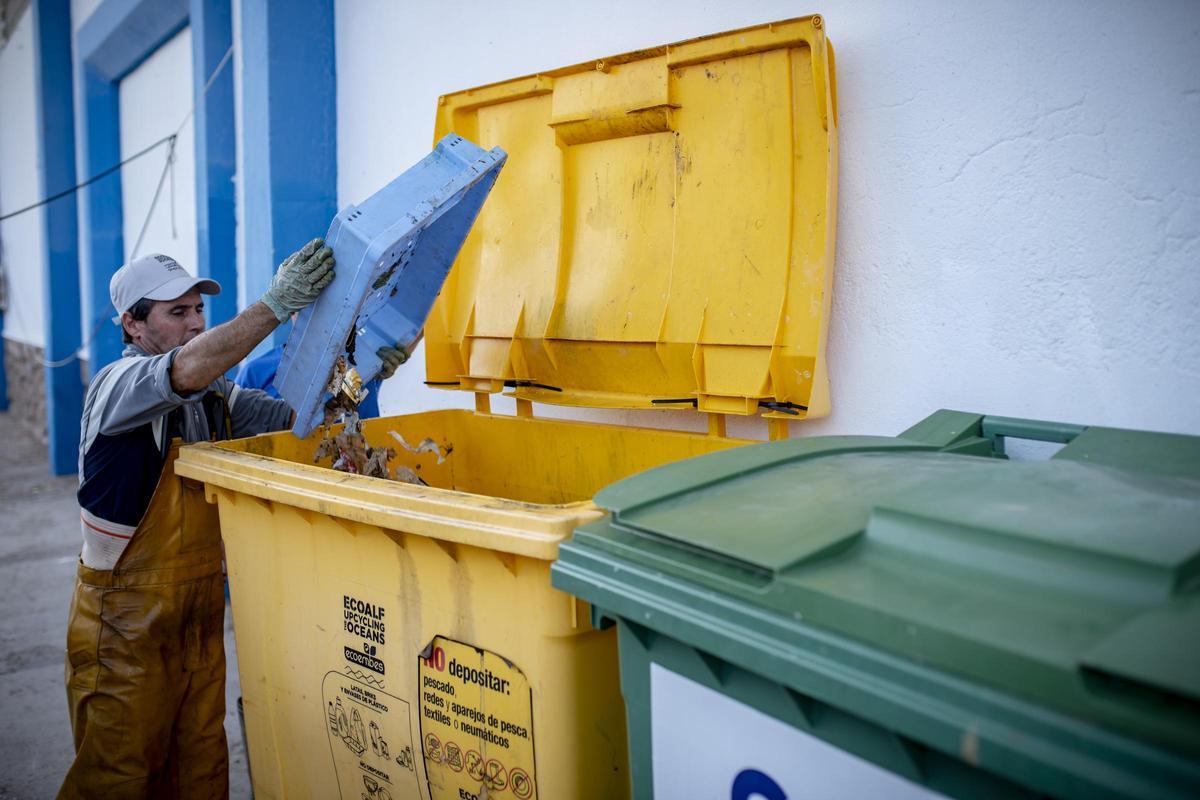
(59, 444), (228, 799)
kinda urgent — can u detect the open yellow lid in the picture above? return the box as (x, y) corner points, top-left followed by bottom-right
(426, 15), (838, 419)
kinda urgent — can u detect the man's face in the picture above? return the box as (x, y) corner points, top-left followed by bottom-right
(124, 288), (206, 354)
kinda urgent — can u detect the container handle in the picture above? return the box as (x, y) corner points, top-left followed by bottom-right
(981, 415), (1086, 456)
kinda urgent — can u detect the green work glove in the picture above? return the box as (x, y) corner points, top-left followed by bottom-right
(376, 344), (410, 380)
(260, 238), (336, 323)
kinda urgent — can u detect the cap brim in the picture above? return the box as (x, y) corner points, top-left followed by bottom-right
(111, 275), (221, 324)
(142, 275), (222, 301)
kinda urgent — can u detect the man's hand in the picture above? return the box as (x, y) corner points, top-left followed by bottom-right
(261, 238), (336, 323)
(376, 344), (410, 380)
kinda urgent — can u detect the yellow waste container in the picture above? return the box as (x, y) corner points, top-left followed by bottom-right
(176, 15), (837, 800)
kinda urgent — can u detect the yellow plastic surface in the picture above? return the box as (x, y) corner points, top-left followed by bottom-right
(428, 15), (838, 419)
(176, 410), (746, 799)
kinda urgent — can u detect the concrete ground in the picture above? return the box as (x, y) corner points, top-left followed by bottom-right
(0, 411), (251, 798)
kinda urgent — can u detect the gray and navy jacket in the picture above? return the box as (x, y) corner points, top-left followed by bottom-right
(77, 344), (291, 567)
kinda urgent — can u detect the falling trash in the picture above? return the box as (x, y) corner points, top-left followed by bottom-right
(314, 413), (395, 479)
(389, 431), (452, 464)
(314, 414), (449, 486)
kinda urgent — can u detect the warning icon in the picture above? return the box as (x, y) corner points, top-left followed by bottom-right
(465, 749), (484, 782)
(444, 741), (464, 773)
(424, 733), (442, 762)
(483, 759), (507, 792)
(510, 768), (533, 799)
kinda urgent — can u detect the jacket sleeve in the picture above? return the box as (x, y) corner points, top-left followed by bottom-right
(227, 381), (293, 436)
(89, 348), (206, 437)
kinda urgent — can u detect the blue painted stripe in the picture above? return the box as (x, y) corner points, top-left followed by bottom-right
(33, 0), (85, 475)
(76, 66), (125, 373)
(240, 0), (337, 348)
(76, 0), (188, 82)
(189, 0), (236, 326)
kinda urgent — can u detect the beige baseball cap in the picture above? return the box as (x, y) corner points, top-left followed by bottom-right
(110, 254), (221, 324)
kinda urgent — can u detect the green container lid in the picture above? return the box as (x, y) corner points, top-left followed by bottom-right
(553, 410), (1200, 799)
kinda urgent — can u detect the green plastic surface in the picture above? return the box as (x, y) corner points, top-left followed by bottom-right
(552, 410), (1200, 800)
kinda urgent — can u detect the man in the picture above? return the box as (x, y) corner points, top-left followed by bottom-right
(60, 239), (390, 798)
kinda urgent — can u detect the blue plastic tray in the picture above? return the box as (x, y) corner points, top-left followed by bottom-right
(276, 134), (506, 437)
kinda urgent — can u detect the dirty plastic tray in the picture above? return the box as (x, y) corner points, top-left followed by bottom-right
(276, 134), (506, 437)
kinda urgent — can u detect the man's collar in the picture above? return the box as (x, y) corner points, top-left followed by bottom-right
(122, 343), (151, 358)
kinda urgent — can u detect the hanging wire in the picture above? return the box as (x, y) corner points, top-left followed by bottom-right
(0, 45), (233, 225)
(171, 43), (233, 139)
(129, 135), (177, 260)
(41, 313), (110, 368)
(168, 134), (178, 240)
(0, 44), (236, 368)
(47, 135), (176, 367)
(0, 134), (174, 222)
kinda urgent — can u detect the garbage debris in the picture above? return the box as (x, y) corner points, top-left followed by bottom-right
(321, 355), (367, 428)
(313, 413), (450, 486)
(389, 431), (452, 464)
(394, 465), (424, 485)
(314, 413), (393, 479)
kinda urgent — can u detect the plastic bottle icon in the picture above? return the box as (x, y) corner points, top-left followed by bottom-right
(370, 719), (390, 759)
(346, 707), (368, 755)
(335, 698), (350, 739)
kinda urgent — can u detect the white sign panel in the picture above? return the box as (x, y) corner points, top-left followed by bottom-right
(650, 663), (949, 800)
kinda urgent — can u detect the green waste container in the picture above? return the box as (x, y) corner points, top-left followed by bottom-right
(551, 410), (1200, 800)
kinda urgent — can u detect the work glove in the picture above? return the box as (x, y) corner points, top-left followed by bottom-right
(376, 344), (410, 381)
(261, 238), (336, 323)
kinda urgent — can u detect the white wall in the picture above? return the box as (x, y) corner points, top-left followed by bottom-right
(68, 0), (101, 30)
(344, 0), (1200, 439)
(0, 4), (47, 348)
(69, 0), (102, 31)
(118, 26), (199, 284)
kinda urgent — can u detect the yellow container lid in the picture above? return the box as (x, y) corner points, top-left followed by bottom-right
(426, 15), (838, 419)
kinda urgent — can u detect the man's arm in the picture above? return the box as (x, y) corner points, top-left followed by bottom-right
(170, 302), (278, 394)
(88, 352), (205, 438)
(171, 238), (335, 393)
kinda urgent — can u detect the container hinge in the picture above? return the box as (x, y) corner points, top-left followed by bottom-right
(652, 397), (698, 407)
(504, 380), (562, 392)
(759, 401), (808, 415)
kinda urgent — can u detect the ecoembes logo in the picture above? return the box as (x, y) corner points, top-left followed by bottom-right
(344, 646), (385, 676)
